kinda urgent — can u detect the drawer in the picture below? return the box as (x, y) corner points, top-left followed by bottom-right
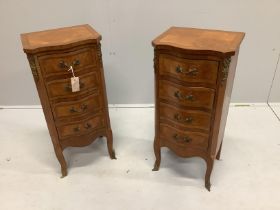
(159, 54), (218, 85)
(159, 103), (211, 131)
(159, 80), (215, 110)
(52, 94), (103, 119)
(57, 115), (105, 139)
(38, 48), (97, 75)
(46, 72), (99, 99)
(160, 124), (209, 149)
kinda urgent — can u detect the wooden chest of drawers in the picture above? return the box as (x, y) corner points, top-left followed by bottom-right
(21, 25), (116, 177)
(152, 27), (245, 190)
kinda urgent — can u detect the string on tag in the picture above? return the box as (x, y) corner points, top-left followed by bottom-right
(68, 66), (76, 77)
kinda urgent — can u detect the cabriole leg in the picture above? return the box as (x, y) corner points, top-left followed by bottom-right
(106, 129), (116, 159)
(54, 147), (67, 178)
(205, 158), (214, 191)
(152, 137), (161, 171)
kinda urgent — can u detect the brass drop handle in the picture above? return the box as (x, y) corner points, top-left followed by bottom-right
(185, 94), (194, 101)
(80, 104), (88, 111)
(173, 134), (192, 143)
(174, 113), (182, 121)
(174, 114), (193, 123)
(176, 66), (183, 73)
(59, 59), (80, 69)
(72, 59), (80, 66)
(174, 91), (182, 99)
(64, 84), (72, 91)
(59, 60), (69, 68)
(73, 127), (80, 132)
(185, 117), (193, 123)
(84, 123), (92, 129)
(174, 91), (195, 101)
(70, 107), (78, 113)
(176, 66), (198, 76)
(69, 104), (87, 113)
(183, 136), (192, 143)
(188, 67), (199, 75)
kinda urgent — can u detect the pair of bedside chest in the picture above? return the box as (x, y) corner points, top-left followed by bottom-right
(21, 25), (244, 190)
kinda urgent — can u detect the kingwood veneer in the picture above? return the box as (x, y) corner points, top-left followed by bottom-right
(152, 27), (245, 191)
(21, 24), (116, 177)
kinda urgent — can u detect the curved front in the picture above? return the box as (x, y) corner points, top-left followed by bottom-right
(60, 128), (108, 149)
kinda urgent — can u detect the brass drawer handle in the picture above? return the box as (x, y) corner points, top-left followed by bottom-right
(174, 91), (194, 101)
(185, 94), (194, 101)
(73, 127), (80, 132)
(84, 123), (92, 129)
(80, 104), (88, 111)
(174, 114), (193, 123)
(59, 59), (80, 69)
(174, 91), (182, 99)
(69, 104), (88, 113)
(176, 66), (183, 73)
(183, 136), (192, 143)
(173, 134), (192, 143)
(72, 59), (80, 66)
(188, 67), (198, 75)
(176, 66), (198, 76)
(59, 61), (69, 69)
(80, 82), (85, 88)
(64, 84), (72, 91)
(185, 117), (193, 123)
(70, 107), (78, 113)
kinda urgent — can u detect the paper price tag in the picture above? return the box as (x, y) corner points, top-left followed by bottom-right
(71, 77), (80, 92)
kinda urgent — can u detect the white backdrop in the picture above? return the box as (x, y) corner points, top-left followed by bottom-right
(0, 0), (280, 105)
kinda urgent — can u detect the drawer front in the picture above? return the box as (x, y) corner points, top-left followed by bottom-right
(38, 48), (97, 75)
(159, 80), (215, 110)
(159, 54), (218, 85)
(160, 124), (209, 149)
(159, 103), (211, 131)
(46, 72), (99, 99)
(52, 94), (103, 119)
(57, 115), (105, 139)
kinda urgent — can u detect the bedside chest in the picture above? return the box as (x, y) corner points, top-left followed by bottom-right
(21, 25), (116, 177)
(152, 27), (245, 190)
